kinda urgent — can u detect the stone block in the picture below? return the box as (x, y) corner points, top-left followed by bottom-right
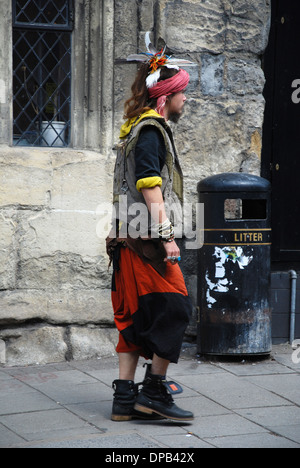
(185, 64), (200, 94)
(0, 289), (114, 327)
(70, 327), (118, 360)
(161, 0), (226, 54)
(0, 326), (67, 366)
(139, 0), (155, 32)
(0, 148), (52, 208)
(17, 208), (111, 290)
(227, 59), (266, 97)
(175, 97), (264, 205)
(0, 324), (118, 366)
(50, 152), (113, 211)
(114, 0), (138, 58)
(158, 0), (270, 55)
(19, 210), (103, 260)
(17, 253), (111, 291)
(0, 211), (16, 290)
(0, 290), (48, 325)
(0, 339), (6, 364)
(201, 54), (225, 96)
(225, 0), (271, 54)
(46, 289), (114, 326)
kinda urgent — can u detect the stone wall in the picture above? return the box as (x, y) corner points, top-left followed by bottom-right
(0, 0), (271, 365)
(0, 147), (117, 366)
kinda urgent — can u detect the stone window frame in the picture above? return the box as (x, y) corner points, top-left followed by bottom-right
(71, 0), (114, 153)
(1, 0), (114, 154)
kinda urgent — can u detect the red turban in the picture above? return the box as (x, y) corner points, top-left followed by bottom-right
(148, 69), (190, 99)
(148, 68), (190, 117)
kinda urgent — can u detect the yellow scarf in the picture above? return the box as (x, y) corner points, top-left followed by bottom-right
(119, 109), (162, 139)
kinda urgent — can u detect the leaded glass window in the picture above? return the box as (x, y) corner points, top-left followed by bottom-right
(12, 0), (74, 147)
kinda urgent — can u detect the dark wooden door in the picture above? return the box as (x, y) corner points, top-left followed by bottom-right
(262, 0), (300, 264)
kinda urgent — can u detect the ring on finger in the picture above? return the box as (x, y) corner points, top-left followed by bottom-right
(167, 256), (180, 263)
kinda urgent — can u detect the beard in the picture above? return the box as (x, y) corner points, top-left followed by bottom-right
(168, 112), (182, 124)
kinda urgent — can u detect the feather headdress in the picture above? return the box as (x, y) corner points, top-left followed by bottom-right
(127, 32), (194, 89)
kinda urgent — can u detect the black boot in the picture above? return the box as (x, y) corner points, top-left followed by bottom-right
(111, 380), (138, 421)
(111, 379), (164, 421)
(134, 365), (194, 422)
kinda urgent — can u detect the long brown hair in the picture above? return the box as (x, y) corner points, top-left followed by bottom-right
(124, 64), (179, 120)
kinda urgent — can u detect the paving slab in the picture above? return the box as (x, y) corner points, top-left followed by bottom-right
(0, 408), (102, 443)
(246, 374), (300, 406)
(24, 433), (163, 449)
(204, 432), (300, 448)
(189, 413), (268, 439)
(174, 372), (290, 409)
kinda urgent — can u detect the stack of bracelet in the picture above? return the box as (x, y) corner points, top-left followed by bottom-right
(157, 219), (175, 243)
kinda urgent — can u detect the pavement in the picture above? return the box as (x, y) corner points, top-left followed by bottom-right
(0, 343), (300, 449)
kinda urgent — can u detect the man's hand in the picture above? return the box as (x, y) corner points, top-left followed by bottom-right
(141, 187), (181, 264)
(163, 240), (181, 264)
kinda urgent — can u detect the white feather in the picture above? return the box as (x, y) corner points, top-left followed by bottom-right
(165, 64), (179, 70)
(127, 54), (149, 62)
(145, 32), (151, 51)
(146, 70), (161, 89)
(145, 31), (157, 55)
(167, 57), (194, 66)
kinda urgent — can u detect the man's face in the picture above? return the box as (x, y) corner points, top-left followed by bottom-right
(168, 91), (187, 123)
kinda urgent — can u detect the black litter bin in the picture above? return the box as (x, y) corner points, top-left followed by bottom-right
(197, 173), (272, 356)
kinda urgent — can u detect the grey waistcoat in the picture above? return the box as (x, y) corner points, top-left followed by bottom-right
(112, 117), (184, 238)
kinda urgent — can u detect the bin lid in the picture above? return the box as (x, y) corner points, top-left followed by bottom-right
(197, 173), (271, 193)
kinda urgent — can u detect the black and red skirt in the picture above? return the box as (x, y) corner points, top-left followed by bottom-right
(111, 245), (192, 363)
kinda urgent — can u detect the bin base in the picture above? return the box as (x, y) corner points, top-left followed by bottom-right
(197, 350), (271, 358)
(197, 323), (272, 357)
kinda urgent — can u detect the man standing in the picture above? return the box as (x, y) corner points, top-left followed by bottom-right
(107, 36), (194, 422)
